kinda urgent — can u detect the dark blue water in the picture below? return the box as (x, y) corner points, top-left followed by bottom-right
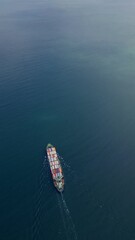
(1, 0), (135, 239)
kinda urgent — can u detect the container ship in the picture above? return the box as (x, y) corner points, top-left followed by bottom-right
(46, 143), (64, 192)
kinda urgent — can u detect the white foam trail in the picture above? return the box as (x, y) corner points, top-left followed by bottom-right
(57, 194), (70, 240)
(61, 193), (78, 240)
(55, 154), (78, 239)
(57, 153), (74, 177)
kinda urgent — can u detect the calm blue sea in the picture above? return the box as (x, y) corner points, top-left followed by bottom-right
(1, 0), (135, 239)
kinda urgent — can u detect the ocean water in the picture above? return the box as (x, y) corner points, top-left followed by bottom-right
(1, 0), (135, 239)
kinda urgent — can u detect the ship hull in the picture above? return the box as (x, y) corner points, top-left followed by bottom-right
(46, 143), (64, 192)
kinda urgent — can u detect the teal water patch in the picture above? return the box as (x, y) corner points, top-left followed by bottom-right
(1, 0), (135, 239)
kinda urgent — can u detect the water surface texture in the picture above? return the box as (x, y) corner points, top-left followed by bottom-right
(1, 0), (135, 239)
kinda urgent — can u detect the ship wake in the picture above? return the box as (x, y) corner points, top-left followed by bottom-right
(31, 157), (51, 240)
(57, 193), (78, 240)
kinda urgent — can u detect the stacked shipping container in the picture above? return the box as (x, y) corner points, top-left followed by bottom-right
(47, 147), (63, 179)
